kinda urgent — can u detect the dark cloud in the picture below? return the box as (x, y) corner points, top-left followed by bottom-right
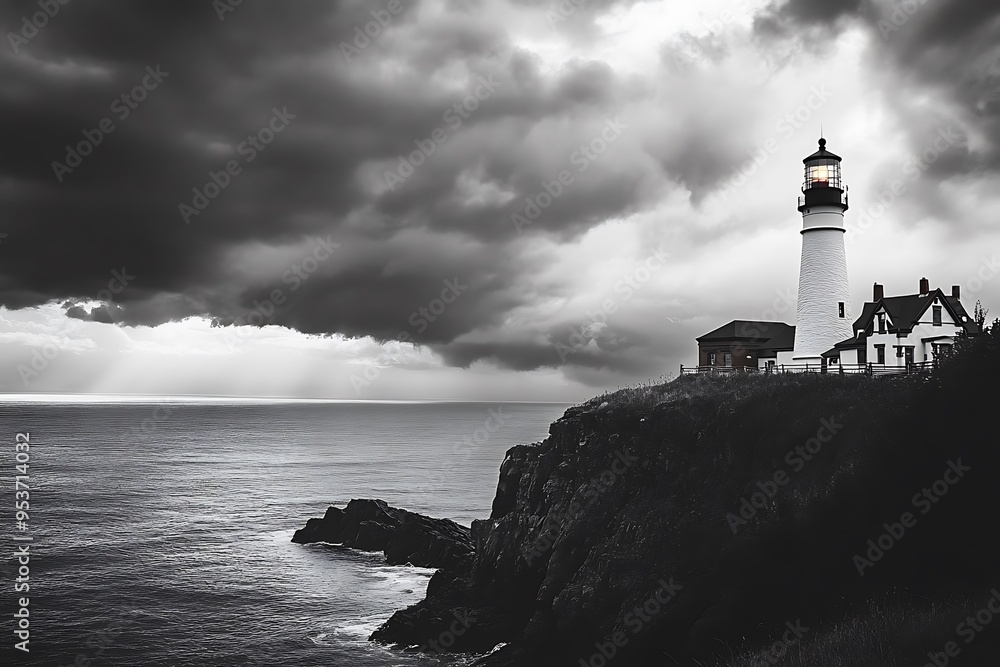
(756, 0), (1000, 172)
(0, 0), (657, 367)
(1, 0), (995, 384)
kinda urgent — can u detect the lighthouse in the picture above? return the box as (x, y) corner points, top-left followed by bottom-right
(792, 138), (852, 364)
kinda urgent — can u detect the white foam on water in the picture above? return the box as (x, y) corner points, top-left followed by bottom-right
(261, 528), (297, 543)
(368, 564), (436, 592)
(334, 613), (391, 642)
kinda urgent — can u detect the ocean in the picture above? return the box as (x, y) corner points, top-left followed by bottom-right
(1, 400), (570, 666)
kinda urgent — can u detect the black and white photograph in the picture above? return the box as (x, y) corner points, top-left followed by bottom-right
(2, 0), (1000, 665)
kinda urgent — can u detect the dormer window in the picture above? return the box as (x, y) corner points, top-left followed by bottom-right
(877, 313), (886, 334)
(933, 305), (942, 326)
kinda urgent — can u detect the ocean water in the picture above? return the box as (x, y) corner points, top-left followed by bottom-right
(0, 400), (569, 666)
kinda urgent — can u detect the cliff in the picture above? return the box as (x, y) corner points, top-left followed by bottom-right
(316, 323), (1000, 665)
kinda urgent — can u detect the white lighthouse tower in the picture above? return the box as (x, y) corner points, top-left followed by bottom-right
(792, 138), (852, 364)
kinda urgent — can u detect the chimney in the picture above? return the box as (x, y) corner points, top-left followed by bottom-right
(873, 283), (884, 301)
(952, 285), (961, 299)
(919, 277), (929, 296)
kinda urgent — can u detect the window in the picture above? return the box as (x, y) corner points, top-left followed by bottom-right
(933, 305), (942, 326)
(709, 353), (716, 366)
(905, 347), (915, 364)
(804, 159), (842, 190)
(858, 348), (867, 365)
(875, 345), (885, 365)
(895, 346), (904, 358)
(839, 302), (845, 318)
(724, 352), (732, 367)
(877, 313), (886, 334)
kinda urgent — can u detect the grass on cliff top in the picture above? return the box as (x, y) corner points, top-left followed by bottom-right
(589, 369), (882, 415)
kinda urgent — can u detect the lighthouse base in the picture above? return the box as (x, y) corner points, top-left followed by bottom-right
(789, 354), (825, 372)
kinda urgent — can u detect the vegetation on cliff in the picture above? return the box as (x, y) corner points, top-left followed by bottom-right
(365, 320), (1000, 666)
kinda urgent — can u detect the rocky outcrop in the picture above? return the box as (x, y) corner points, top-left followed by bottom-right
(365, 328), (1000, 665)
(292, 499), (474, 571)
(296, 330), (1000, 665)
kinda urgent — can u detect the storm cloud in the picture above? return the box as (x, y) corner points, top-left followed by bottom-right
(1, 0), (997, 394)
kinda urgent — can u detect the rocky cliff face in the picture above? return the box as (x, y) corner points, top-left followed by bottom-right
(306, 327), (1000, 665)
(373, 327), (1000, 664)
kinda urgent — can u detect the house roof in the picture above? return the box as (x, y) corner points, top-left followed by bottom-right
(821, 336), (865, 357)
(853, 288), (981, 336)
(696, 320), (795, 352)
(851, 302), (879, 333)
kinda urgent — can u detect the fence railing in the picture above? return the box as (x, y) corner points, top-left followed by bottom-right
(679, 360), (939, 377)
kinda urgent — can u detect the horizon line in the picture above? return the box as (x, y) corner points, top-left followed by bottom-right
(0, 392), (576, 405)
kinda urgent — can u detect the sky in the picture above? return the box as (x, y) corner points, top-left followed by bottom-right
(0, 0), (998, 401)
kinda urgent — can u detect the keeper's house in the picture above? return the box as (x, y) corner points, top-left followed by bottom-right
(693, 278), (981, 372)
(822, 278), (980, 367)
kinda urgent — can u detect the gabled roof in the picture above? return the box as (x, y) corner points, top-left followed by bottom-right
(943, 296), (980, 335)
(854, 288), (981, 337)
(696, 320), (795, 352)
(851, 302), (878, 334)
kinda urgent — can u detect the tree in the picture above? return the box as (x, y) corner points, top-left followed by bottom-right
(973, 300), (989, 329)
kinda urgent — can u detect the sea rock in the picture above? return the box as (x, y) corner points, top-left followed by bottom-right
(292, 499), (474, 571)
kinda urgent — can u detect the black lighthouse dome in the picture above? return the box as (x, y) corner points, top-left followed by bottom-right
(798, 137), (848, 212)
